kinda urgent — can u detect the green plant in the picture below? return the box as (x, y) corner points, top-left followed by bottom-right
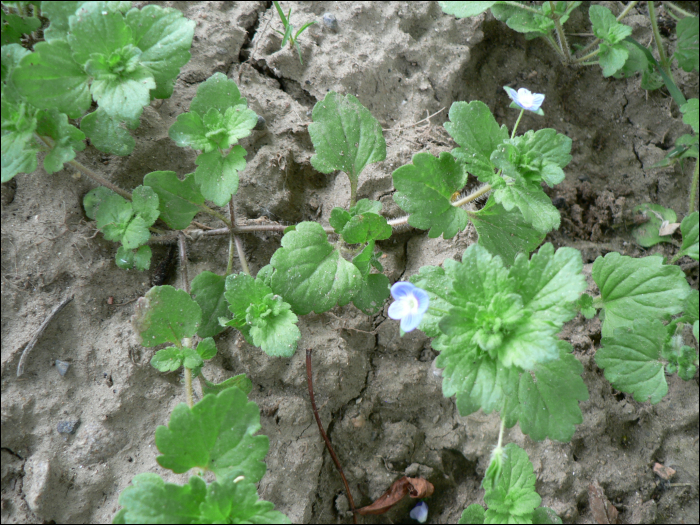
(272, 0), (316, 65)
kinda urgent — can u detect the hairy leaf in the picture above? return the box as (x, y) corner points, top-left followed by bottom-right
(132, 285), (202, 346)
(270, 221), (362, 314)
(309, 92), (386, 181)
(143, 171), (204, 230)
(393, 152), (469, 239)
(155, 388), (269, 481)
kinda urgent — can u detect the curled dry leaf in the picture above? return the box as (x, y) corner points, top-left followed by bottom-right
(356, 476), (434, 516)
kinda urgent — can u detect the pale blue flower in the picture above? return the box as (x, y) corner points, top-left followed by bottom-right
(504, 86), (545, 113)
(410, 501), (428, 523)
(388, 282), (429, 332)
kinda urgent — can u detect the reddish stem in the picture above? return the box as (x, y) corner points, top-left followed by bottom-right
(306, 349), (357, 524)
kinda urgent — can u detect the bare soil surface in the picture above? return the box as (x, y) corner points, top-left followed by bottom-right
(1, 2), (698, 524)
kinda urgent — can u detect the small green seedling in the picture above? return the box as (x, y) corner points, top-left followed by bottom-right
(273, 0), (316, 64)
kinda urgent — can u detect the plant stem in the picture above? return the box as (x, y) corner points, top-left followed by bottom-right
(305, 349), (357, 524)
(35, 134), (133, 200)
(550, 1), (572, 63)
(496, 418), (506, 450)
(689, 159), (699, 214)
(452, 184), (492, 208)
(511, 109), (525, 138)
(227, 200), (251, 276)
(665, 2), (695, 17)
(198, 203), (231, 227)
(573, 47), (601, 64)
(648, 1), (672, 77)
(178, 234), (194, 408)
(349, 177), (358, 208)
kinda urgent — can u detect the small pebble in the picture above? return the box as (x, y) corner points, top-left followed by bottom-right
(57, 420), (80, 435)
(322, 13), (338, 31)
(254, 115), (266, 130)
(55, 360), (70, 376)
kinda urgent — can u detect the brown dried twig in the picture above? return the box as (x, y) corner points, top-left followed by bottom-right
(306, 348), (357, 524)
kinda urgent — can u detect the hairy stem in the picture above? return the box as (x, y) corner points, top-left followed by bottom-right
(306, 349), (357, 524)
(502, 0), (543, 16)
(35, 135), (133, 200)
(648, 1), (671, 77)
(550, 1), (572, 63)
(227, 200), (250, 276)
(665, 2), (695, 17)
(198, 203), (231, 227)
(349, 176), (358, 208)
(183, 340), (194, 409)
(452, 184), (493, 208)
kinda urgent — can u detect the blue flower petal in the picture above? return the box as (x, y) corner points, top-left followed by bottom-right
(388, 299), (411, 320)
(410, 501), (428, 523)
(391, 281), (416, 299)
(401, 311), (421, 332)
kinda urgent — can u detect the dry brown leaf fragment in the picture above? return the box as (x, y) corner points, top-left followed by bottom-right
(588, 480), (619, 524)
(356, 477), (434, 516)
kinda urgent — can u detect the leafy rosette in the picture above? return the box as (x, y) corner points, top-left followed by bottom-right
(413, 243), (589, 442)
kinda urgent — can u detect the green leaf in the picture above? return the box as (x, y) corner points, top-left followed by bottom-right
(191, 271), (228, 338)
(121, 215), (150, 250)
(490, 3), (554, 38)
(86, 46), (156, 122)
(35, 109), (86, 174)
(599, 42), (629, 77)
(532, 506), (563, 524)
(117, 474), (207, 524)
(592, 252), (691, 338)
(200, 373), (253, 396)
(340, 212), (392, 244)
(352, 272), (390, 314)
(439, 1), (496, 18)
(445, 100), (508, 184)
(577, 293), (597, 319)
(1, 10), (41, 46)
(1, 43), (31, 83)
(92, 191), (132, 240)
(308, 92), (386, 182)
(116, 244), (152, 271)
(679, 211), (699, 260)
(662, 333), (697, 381)
(151, 346), (188, 372)
(483, 444), (541, 523)
(194, 146), (245, 207)
(223, 273), (300, 357)
(497, 129), (572, 187)
(12, 40), (91, 118)
(595, 319), (669, 403)
(40, 2), (80, 44)
(1, 99), (39, 181)
(270, 221), (362, 315)
(459, 503), (485, 524)
(131, 185), (160, 226)
(517, 343), (588, 441)
(674, 17), (699, 72)
(189, 72), (248, 118)
(155, 387), (269, 481)
(117, 472), (290, 524)
(393, 152), (469, 239)
(631, 203), (677, 247)
(196, 337), (217, 360)
(143, 171), (204, 230)
(169, 111), (213, 151)
(125, 4), (195, 99)
(67, 2), (133, 66)
(80, 108), (136, 156)
(132, 285), (202, 347)
(589, 5), (632, 45)
(493, 179), (561, 233)
(681, 98), (699, 134)
(469, 198), (545, 266)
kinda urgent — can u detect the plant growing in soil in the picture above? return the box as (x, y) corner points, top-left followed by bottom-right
(272, 0), (316, 65)
(3, 3), (698, 523)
